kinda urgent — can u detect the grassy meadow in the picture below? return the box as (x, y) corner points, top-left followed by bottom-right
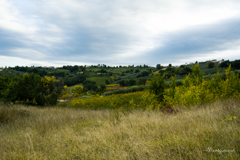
(87, 76), (110, 86)
(1, 99), (240, 159)
(1, 63), (240, 159)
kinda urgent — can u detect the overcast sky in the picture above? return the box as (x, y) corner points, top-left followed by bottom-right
(0, 0), (240, 67)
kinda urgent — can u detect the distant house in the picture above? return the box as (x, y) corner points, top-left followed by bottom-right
(218, 60), (224, 64)
(211, 59), (217, 63)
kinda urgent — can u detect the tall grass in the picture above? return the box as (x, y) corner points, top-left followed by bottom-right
(1, 100), (240, 159)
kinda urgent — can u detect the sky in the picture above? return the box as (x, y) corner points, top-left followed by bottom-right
(0, 0), (240, 67)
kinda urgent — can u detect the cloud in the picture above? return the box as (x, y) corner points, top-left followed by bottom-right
(145, 18), (240, 65)
(0, 0), (240, 67)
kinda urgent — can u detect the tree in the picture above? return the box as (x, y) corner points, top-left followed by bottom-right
(110, 76), (114, 83)
(168, 64), (172, 67)
(156, 64), (162, 69)
(190, 63), (203, 86)
(0, 76), (10, 98)
(4, 73), (62, 105)
(208, 62), (214, 68)
(126, 79), (136, 86)
(119, 80), (125, 86)
(232, 60), (240, 69)
(149, 72), (166, 102)
(137, 78), (147, 85)
(169, 76), (176, 99)
(73, 85), (83, 97)
(220, 60), (229, 68)
(100, 84), (106, 92)
(141, 71), (150, 77)
(105, 79), (110, 84)
(135, 69), (140, 73)
(83, 80), (97, 91)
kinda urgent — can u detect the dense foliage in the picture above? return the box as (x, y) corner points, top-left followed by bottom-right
(149, 72), (166, 102)
(64, 75), (86, 86)
(1, 60), (240, 108)
(163, 64), (240, 107)
(0, 73), (63, 106)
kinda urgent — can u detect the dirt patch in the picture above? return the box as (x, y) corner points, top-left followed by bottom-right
(161, 104), (179, 114)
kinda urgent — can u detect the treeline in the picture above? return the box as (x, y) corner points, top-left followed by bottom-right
(0, 73), (63, 106)
(159, 65), (192, 78)
(219, 60), (240, 69)
(61, 65), (86, 72)
(119, 78), (147, 86)
(63, 75), (86, 86)
(7, 66), (88, 87)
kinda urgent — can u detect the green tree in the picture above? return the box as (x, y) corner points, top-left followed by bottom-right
(119, 80), (125, 86)
(0, 76), (10, 98)
(105, 79), (110, 84)
(156, 64), (162, 69)
(4, 73), (62, 106)
(169, 76), (176, 99)
(208, 62), (215, 68)
(137, 78), (147, 85)
(190, 63), (203, 86)
(73, 85), (83, 97)
(149, 72), (166, 102)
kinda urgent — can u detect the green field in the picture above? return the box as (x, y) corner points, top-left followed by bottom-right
(55, 69), (70, 72)
(106, 83), (120, 87)
(87, 76), (110, 85)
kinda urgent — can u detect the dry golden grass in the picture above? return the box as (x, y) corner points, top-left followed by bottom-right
(0, 100), (240, 159)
